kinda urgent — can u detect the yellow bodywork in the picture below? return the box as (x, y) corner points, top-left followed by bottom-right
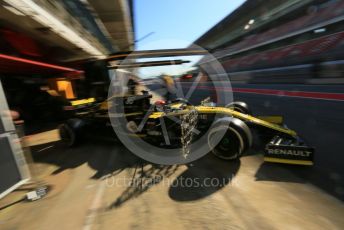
(256, 116), (283, 125)
(71, 99), (296, 137)
(70, 98), (95, 106)
(148, 106), (297, 137)
(264, 157), (313, 166)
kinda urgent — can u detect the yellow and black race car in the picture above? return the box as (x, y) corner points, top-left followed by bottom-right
(59, 91), (314, 166)
(59, 48), (314, 166)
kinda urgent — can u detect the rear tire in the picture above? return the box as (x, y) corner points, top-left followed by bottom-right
(58, 118), (85, 147)
(208, 117), (252, 160)
(58, 123), (75, 147)
(226, 101), (251, 114)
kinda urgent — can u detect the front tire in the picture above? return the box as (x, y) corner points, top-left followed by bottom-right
(208, 117), (252, 160)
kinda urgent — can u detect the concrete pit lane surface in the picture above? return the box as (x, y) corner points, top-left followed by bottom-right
(0, 137), (343, 230)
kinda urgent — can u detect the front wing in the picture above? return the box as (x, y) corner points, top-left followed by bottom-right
(264, 136), (314, 166)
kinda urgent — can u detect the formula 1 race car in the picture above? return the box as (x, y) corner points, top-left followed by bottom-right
(59, 48), (314, 166)
(59, 90), (314, 166)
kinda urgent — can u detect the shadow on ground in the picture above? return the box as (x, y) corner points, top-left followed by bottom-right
(108, 163), (180, 209)
(31, 136), (242, 207)
(168, 154), (240, 202)
(255, 162), (307, 183)
(31, 137), (140, 179)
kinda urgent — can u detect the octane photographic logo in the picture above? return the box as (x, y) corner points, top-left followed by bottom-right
(108, 41), (233, 165)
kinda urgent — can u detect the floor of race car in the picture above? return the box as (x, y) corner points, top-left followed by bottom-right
(0, 137), (343, 230)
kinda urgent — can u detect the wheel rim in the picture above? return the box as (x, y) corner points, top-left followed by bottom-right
(209, 126), (244, 160)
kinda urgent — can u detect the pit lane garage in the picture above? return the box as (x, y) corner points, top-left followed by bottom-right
(0, 52), (82, 198)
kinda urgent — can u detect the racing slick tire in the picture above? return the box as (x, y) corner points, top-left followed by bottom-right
(226, 101), (251, 114)
(58, 118), (86, 147)
(208, 117), (252, 160)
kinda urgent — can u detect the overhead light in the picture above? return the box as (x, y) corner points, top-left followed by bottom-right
(244, 25), (250, 30)
(4, 0), (106, 59)
(314, 28), (326, 33)
(3, 5), (25, 16)
(248, 19), (255, 25)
